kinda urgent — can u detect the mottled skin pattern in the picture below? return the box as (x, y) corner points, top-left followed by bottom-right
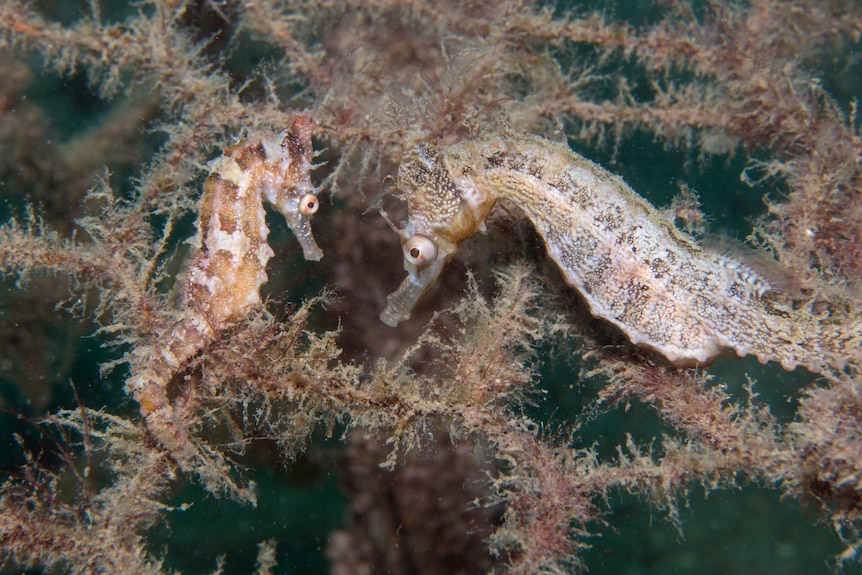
(186, 114), (322, 324)
(382, 133), (859, 374)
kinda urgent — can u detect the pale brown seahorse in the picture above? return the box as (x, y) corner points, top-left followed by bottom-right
(129, 114), (322, 472)
(184, 114), (323, 324)
(380, 132), (860, 375)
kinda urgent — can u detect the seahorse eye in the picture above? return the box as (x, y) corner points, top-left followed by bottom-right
(403, 235), (437, 267)
(299, 193), (319, 215)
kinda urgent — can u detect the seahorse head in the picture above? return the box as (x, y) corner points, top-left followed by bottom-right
(261, 114), (324, 261)
(380, 145), (494, 326)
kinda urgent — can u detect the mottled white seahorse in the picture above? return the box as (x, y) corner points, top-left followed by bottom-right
(380, 132), (860, 375)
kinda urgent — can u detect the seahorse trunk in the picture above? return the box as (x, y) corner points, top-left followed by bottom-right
(383, 133), (860, 375)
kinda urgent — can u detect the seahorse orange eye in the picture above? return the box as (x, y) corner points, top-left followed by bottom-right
(403, 235), (437, 267)
(299, 193), (319, 215)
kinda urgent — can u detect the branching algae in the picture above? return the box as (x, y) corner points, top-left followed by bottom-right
(2, 1), (862, 573)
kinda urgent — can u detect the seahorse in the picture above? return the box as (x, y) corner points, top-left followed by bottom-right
(380, 132), (860, 375)
(185, 113), (323, 324)
(129, 114), (323, 482)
